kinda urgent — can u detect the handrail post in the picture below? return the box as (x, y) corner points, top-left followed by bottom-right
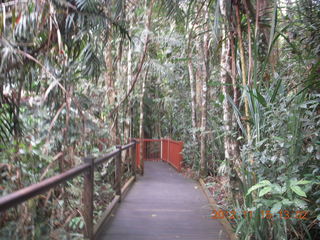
(131, 140), (136, 178)
(141, 140), (144, 175)
(160, 138), (163, 161)
(115, 145), (122, 201)
(168, 138), (170, 163)
(82, 157), (94, 239)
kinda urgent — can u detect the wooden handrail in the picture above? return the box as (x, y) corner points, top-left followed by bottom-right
(0, 140), (137, 240)
(94, 148), (120, 166)
(122, 141), (136, 150)
(0, 162), (90, 211)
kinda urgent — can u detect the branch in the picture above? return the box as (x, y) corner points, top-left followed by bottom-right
(109, 39), (149, 117)
(108, 0), (155, 117)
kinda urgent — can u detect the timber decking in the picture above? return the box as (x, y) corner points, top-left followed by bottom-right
(97, 161), (230, 240)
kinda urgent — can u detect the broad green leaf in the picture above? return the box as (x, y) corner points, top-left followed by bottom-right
(259, 186), (272, 197)
(290, 185), (307, 197)
(282, 199), (293, 205)
(281, 186), (287, 193)
(293, 199), (307, 209)
(296, 180), (311, 185)
(247, 180), (271, 196)
(273, 183), (282, 194)
(289, 178), (298, 186)
(271, 202), (282, 214)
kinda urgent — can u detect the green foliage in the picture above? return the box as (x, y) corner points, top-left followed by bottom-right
(217, 1), (320, 239)
(69, 217), (84, 231)
(0, 0), (130, 238)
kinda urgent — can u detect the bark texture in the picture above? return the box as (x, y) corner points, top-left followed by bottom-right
(139, 0), (154, 174)
(105, 40), (119, 146)
(220, 0), (243, 196)
(199, 2), (210, 177)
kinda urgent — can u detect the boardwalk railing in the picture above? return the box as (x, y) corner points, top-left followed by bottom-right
(161, 139), (183, 171)
(136, 138), (183, 172)
(0, 138), (183, 239)
(0, 141), (137, 239)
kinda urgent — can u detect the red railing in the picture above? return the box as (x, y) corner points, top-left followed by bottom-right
(135, 138), (183, 172)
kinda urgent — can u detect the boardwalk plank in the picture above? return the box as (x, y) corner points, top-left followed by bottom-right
(97, 161), (230, 240)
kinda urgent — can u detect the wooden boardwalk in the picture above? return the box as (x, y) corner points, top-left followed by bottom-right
(97, 161), (230, 240)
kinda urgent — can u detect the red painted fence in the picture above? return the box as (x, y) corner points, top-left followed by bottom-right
(135, 138), (183, 172)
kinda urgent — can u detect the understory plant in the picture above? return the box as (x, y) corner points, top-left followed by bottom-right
(233, 84), (320, 239)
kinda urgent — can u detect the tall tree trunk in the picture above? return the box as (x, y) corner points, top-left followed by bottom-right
(230, 30), (242, 175)
(200, 2), (210, 177)
(187, 49), (197, 143)
(244, 1), (253, 86)
(220, 31), (232, 166)
(139, 68), (148, 175)
(139, 0), (154, 175)
(105, 40), (119, 146)
(235, 2), (251, 141)
(185, 3), (205, 166)
(195, 69), (202, 129)
(230, 33), (240, 109)
(124, 15), (133, 144)
(187, 28), (198, 167)
(220, 0), (243, 196)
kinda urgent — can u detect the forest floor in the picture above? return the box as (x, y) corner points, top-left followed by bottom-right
(181, 167), (229, 210)
(181, 166), (236, 233)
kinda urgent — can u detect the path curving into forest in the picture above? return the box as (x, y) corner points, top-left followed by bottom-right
(97, 161), (229, 240)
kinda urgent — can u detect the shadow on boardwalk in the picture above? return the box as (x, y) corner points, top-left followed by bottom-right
(97, 161), (229, 240)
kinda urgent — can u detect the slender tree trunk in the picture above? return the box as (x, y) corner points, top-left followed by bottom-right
(220, 31), (233, 166)
(124, 16), (133, 144)
(195, 67), (202, 130)
(105, 40), (119, 146)
(185, 3), (205, 166)
(230, 31), (242, 175)
(221, 29), (243, 194)
(139, 68), (148, 175)
(244, 1), (253, 86)
(220, 0), (243, 196)
(235, 2), (251, 142)
(138, 0), (154, 174)
(200, 2), (210, 177)
(230, 34), (240, 109)
(139, 81), (144, 172)
(187, 51), (197, 143)
(187, 40), (198, 167)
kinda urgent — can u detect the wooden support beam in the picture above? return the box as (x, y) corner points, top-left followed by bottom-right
(82, 157), (94, 239)
(115, 145), (122, 201)
(131, 140), (136, 178)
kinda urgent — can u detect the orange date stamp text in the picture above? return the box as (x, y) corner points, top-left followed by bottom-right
(211, 209), (309, 220)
